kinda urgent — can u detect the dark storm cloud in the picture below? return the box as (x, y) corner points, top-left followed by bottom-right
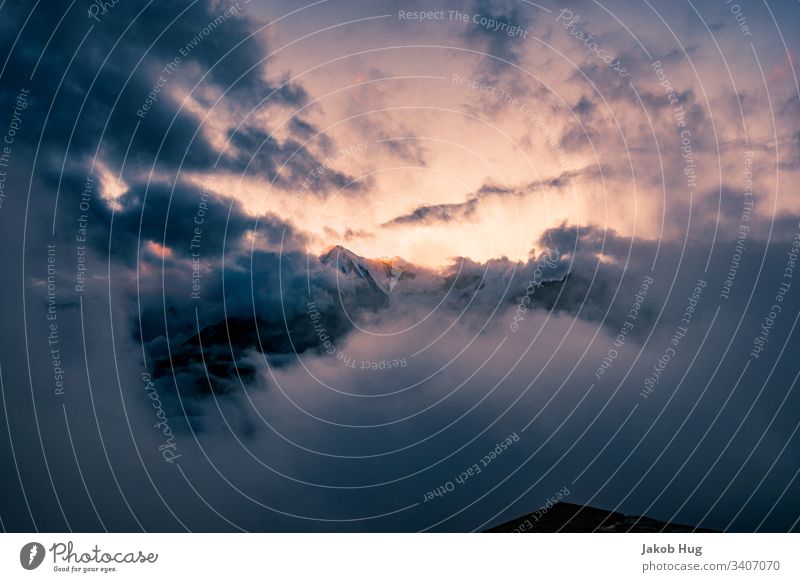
(0, 0), (373, 428)
(48, 172), (259, 265)
(135, 225), (325, 387)
(0, 0), (358, 196)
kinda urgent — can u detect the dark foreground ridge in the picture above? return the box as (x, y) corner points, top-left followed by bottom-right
(486, 502), (717, 532)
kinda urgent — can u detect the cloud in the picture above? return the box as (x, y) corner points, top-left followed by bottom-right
(464, 0), (536, 69)
(381, 168), (602, 228)
(0, 0), (362, 203)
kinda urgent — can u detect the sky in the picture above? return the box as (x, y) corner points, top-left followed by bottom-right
(0, 0), (800, 532)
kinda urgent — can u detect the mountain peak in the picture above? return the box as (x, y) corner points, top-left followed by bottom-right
(320, 244), (361, 263)
(319, 245), (416, 297)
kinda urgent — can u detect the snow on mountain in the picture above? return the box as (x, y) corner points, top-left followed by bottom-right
(319, 245), (417, 296)
(317, 245), (565, 314)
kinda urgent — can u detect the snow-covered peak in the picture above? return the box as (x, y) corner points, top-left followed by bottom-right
(319, 245), (415, 296)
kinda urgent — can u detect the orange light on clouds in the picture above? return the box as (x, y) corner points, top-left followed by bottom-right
(146, 241), (173, 258)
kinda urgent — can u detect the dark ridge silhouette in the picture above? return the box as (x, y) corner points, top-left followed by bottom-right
(486, 502), (717, 532)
